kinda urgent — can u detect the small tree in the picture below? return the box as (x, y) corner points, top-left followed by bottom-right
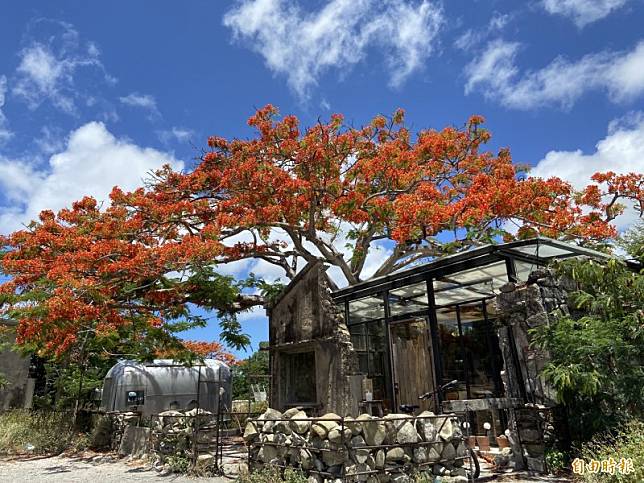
(232, 342), (269, 400)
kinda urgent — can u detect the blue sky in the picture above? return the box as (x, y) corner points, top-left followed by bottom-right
(1, 1), (643, 358)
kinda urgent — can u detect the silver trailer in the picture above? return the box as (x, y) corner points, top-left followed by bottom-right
(100, 359), (232, 415)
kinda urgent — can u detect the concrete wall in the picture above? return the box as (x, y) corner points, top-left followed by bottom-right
(0, 322), (33, 410)
(268, 262), (358, 416)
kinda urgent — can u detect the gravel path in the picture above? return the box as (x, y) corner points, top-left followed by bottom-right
(0, 455), (231, 482)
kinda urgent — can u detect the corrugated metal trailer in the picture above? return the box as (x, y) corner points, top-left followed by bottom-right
(100, 359), (231, 415)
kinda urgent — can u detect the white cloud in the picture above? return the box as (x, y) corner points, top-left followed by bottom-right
(213, 221), (394, 287)
(542, 0), (628, 27)
(237, 305), (266, 323)
(325, 239), (393, 287)
(246, 258), (287, 283)
(488, 12), (512, 31)
(34, 126), (66, 155)
(0, 75), (12, 143)
(12, 22), (113, 114)
(157, 127), (194, 144)
(0, 122), (183, 233)
(119, 92), (160, 118)
(464, 39), (644, 110)
(223, 0), (443, 98)
(531, 112), (644, 230)
(454, 12), (512, 51)
(215, 259), (254, 278)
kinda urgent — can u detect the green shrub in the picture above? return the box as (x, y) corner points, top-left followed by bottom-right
(238, 466), (307, 483)
(414, 472), (435, 482)
(577, 419), (643, 483)
(68, 432), (92, 453)
(0, 410), (75, 455)
(545, 448), (567, 474)
(166, 455), (191, 473)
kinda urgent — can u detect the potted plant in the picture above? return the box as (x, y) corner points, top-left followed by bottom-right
(476, 435), (491, 451)
(496, 435), (510, 449)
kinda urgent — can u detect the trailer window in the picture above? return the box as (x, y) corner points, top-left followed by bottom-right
(126, 390), (144, 406)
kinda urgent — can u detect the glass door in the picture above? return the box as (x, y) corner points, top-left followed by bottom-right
(434, 299), (504, 400)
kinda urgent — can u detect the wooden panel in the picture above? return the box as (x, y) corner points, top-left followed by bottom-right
(390, 318), (436, 411)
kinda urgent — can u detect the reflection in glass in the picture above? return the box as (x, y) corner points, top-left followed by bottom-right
(433, 261), (507, 306)
(459, 302), (502, 398)
(435, 306), (467, 398)
(435, 300), (503, 400)
(514, 260), (539, 282)
(349, 321), (387, 404)
(349, 295), (385, 324)
(389, 282), (429, 317)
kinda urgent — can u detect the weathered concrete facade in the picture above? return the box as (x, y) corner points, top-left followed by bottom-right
(268, 262), (359, 416)
(0, 320), (34, 410)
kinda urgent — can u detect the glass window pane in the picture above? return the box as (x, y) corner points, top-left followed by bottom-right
(348, 321), (388, 404)
(435, 307), (467, 398)
(389, 282), (428, 317)
(350, 324), (367, 351)
(433, 261), (508, 306)
(514, 260), (539, 282)
(459, 302), (502, 399)
(349, 295), (385, 324)
(335, 302), (347, 320)
(435, 301), (503, 400)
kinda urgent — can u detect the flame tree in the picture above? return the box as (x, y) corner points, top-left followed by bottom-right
(1, 106), (642, 363)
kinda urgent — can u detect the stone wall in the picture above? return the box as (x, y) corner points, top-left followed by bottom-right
(495, 267), (572, 472)
(496, 267), (573, 405)
(103, 408), (222, 473)
(245, 407), (470, 482)
(269, 262), (359, 416)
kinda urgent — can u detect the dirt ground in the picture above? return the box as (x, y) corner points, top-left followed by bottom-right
(0, 454), (230, 482)
(0, 454), (571, 482)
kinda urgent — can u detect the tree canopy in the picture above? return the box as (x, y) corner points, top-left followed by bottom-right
(1, 105), (642, 359)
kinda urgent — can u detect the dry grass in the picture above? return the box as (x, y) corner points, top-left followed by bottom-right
(0, 410), (77, 455)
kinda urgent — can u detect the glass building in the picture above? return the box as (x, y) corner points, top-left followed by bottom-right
(331, 237), (609, 414)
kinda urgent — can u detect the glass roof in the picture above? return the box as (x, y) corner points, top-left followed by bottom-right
(349, 295), (385, 324)
(389, 282), (428, 317)
(433, 260), (508, 306)
(332, 237), (610, 304)
(511, 244), (572, 258)
(329, 237), (618, 325)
